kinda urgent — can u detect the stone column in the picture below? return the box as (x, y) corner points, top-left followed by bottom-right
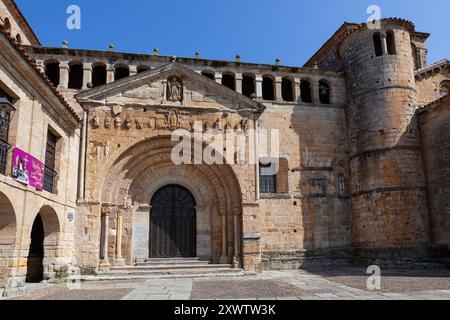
(58, 61), (69, 90)
(275, 76), (283, 102)
(232, 208), (241, 269)
(115, 210), (126, 266)
(235, 73), (243, 94)
(214, 72), (222, 85)
(219, 209), (228, 264)
(312, 79), (320, 104)
(129, 65), (137, 76)
(294, 78), (301, 102)
(99, 207), (111, 270)
(381, 33), (388, 55)
(82, 62), (92, 90)
(255, 76), (263, 99)
(36, 60), (45, 74)
(106, 64), (115, 84)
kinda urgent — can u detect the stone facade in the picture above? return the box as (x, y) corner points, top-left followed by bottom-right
(0, 0), (449, 296)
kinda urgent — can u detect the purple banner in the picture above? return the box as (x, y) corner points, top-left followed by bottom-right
(12, 148), (45, 191)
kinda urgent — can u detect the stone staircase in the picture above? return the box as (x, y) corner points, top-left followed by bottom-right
(72, 258), (249, 281)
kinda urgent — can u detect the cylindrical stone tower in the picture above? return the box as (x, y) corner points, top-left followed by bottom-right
(340, 19), (429, 252)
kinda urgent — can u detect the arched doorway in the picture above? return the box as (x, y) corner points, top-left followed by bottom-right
(150, 185), (196, 258)
(26, 206), (60, 283)
(26, 214), (44, 283)
(0, 192), (16, 281)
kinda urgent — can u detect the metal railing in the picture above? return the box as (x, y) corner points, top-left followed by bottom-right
(43, 165), (57, 193)
(0, 140), (11, 175)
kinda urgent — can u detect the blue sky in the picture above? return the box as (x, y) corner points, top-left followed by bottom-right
(16, 0), (449, 66)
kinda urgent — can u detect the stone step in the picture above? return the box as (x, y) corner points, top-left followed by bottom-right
(136, 259), (207, 266)
(135, 257), (201, 264)
(71, 270), (253, 282)
(96, 267), (243, 278)
(111, 264), (232, 272)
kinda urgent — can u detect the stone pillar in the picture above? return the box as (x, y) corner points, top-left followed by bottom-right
(235, 73), (243, 94)
(106, 64), (115, 84)
(82, 62), (92, 90)
(381, 33), (388, 55)
(255, 76), (263, 99)
(219, 210), (228, 264)
(312, 79), (320, 104)
(115, 210), (126, 266)
(99, 207), (110, 270)
(58, 61), (69, 90)
(129, 65), (137, 76)
(214, 72), (222, 85)
(232, 208), (241, 268)
(294, 78), (301, 102)
(275, 76), (283, 102)
(78, 110), (87, 200)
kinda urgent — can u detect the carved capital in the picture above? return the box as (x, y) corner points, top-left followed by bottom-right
(101, 206), (111, 216)
(232, 208), (241, 216)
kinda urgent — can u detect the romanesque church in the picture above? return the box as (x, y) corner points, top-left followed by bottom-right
(0, 0), (449, 297)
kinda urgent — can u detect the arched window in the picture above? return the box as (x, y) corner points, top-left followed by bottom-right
(3, 18), (11, 33)
(411, 43), (421, 69)
(201, 71), (215, 80)
(68, 62), (83, 89)
(44, 61), (60, 87)
(338, 174), (346, 198)
(115, 65), (129, 81)
(373, 32), (383, 57)
(222, 73), (236, 90)
(300, 79), (313, 103)
(262, 76), (275, 100)
(319, 80), (331, 104)
(242, 74), (255, 98)
(15, 34), (21, 44)
(92, 63), (107, 87)
(281, 78), (294, 102)
(137, 65), (150, 73)
(440, 81), (450, 97)
(386, 31), (396, 55)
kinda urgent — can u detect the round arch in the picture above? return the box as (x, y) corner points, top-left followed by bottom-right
(0, 191), (17, 279)
(98, 136), (243, 264)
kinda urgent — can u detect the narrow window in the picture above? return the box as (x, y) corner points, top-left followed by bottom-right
(259, 162), (276, 194)
(242, 74), (255, 98)
(201, 71), (215, 80)
(373, 32), (383, 57)
(386, 31), (397, 55)
(282, 78), (294, 102)
(222, 73), (236, 90)
(0, 90), (12, 175)
(68, 63), (83, 89)
(262, 76), (274, 100)
(319, 81), (331, 104)
(92, 64), (107, 87)
(44, 130), (58, 193)
(45, 62), (60, 87)
(338, 174), (346, 198)
(300, 79), (312, 103)
(115, 66), (129, 81)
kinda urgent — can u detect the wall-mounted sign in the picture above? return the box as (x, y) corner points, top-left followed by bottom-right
(67, 212), (74, 222)
(12, 147), (45, 191)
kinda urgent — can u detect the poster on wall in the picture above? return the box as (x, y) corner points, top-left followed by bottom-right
(12, 147), (45, 191)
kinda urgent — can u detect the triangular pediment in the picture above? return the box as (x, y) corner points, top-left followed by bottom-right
(76, 62), (265, 113)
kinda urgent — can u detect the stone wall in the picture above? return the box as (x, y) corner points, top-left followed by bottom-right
(341, 22), (430, 252)
(419, 97), (450, 246)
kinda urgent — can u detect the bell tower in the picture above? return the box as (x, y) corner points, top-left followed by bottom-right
(340, 19), (429, 252)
